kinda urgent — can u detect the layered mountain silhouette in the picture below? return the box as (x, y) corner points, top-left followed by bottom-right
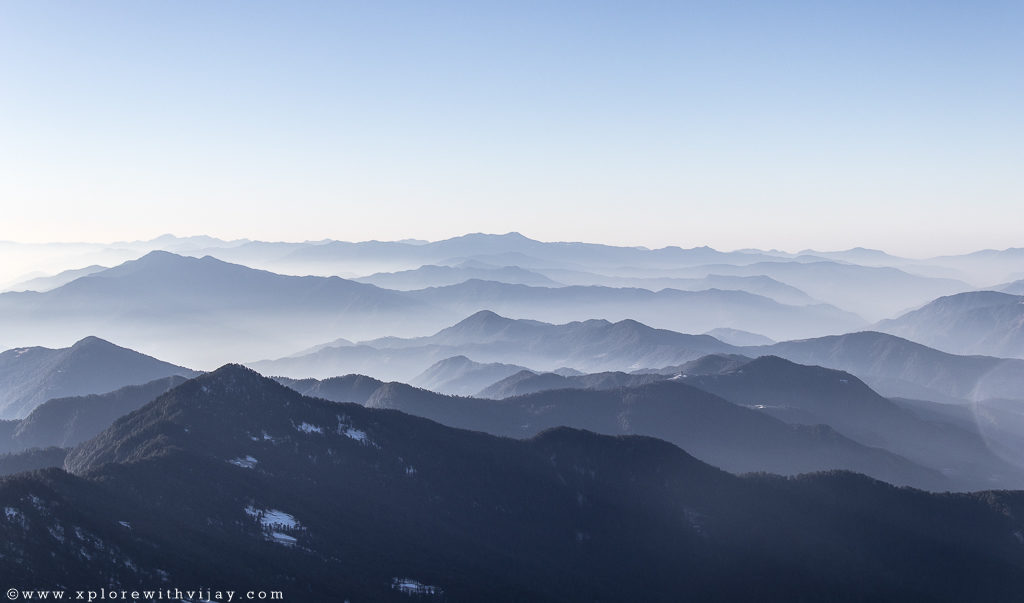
(259, 313), (1024, 408)
(876, 291), (1024, 358)
(252, 311), (743, 380)
(704, 327), (774, 346)
(269, 366), (946, 488)
(9, 233), (1024, 599)
(0, 336), (198, 420)
(409, 356), (530, 396)
(2, 264), (107, 293)
(758, 330), (1024, 403)
(647, 260), (970, 321)
(402, 280), (863, 341)
(6, 233), (1019, 302)
(479, 353), (755, 399)
(274, 374), (386, 404)
(0, 376), (189, 453)
(472, 355), (1024, 490)
(318, 375), (944, 488)
(462, 268), (820, 306)
(925, 248), (1024, 285)
(0, 251), (450, 367)
(477, 370), (668, 399)
(243, 232), (787, 273)
(0, 447), (68, 477)
(0, 250), (873, 368)
(3, 365), (1022, 601)
(679, 356), (1024, 489)
(1001, 279), (1024, 295)
(645, 353), (755, 377)
(355, 262), (562, 289)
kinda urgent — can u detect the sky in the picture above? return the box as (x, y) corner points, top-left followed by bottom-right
(1, 0), (1021, 257)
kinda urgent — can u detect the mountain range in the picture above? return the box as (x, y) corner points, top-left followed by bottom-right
(4, 365), (1024, 601)
(478, 369), (669, 399)
(0, 336), (197, 420)
(876, 291), (1024, 358)
(753, 330), (1024, 404)
(354, 261), (562, 289)
(257, 311), (1024, 409)
(400, 279), (863, 340)
(678, 356), (1024, 490)
(2, 264), (108, 293)
(633, 260), (971, 321)
(0, 376), (189, 453)
(0, 251), (448, 367)
(279, 370), (946, 489)
(410, 355), (1024, 491)
(6, 233), (1022, 293)
(252, 310), (742, 380)
(409, 356), (531, 396)
(0, 250), (880, 368)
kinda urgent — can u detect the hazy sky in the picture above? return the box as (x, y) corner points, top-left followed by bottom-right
(1, 1), (1021, 256)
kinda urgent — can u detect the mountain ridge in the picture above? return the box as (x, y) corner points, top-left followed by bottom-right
(1, 363), (1015, 600)
(0, 336), (198, 420)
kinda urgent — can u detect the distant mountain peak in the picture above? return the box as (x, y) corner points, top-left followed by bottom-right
(739, 355), (807, 373)
(941, 290), (1020, 304)
(437, 354), (472, 365)
(136, 249), (181, 261)
(99, 250), (197, 274)
(0, 336), (199, 420)
(455, 231), (532, 242)
(453, 309), (511, 328)
(191, 363), (270, 389)
(611, 318), (647, 329)
(69, 335), (117, 349)
(126, 250), (229, 269)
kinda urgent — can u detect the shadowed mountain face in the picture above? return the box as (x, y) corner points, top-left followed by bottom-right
(425, 354), (1024, 490)
(478, 353), (754, 399)
(9, 234), (1024, 599)
(478, 370), (669, 399)
(0, 337), (198, 420)
(0, 376), (189, 454)
(647, 353), (755, 377)
(271, 369), (942, 488)
(409, 356), (530, 396)
(258, 313), (1024, 410)
(876, 291), (1024, 359)
(2, 365), (1021, 601)
(679, 356), (1024, 490)
(0, 447), (68, 477)
(273, 374), (386, 404)
(357, 378), (947, 489)
(252, 311), (744, 381)
(704, 327), (774, 347)
(755, 330), (1024, 404)
(279, 352), (1024, 491)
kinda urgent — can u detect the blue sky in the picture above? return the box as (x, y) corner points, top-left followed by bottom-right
(1, 1), (1021, 256)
